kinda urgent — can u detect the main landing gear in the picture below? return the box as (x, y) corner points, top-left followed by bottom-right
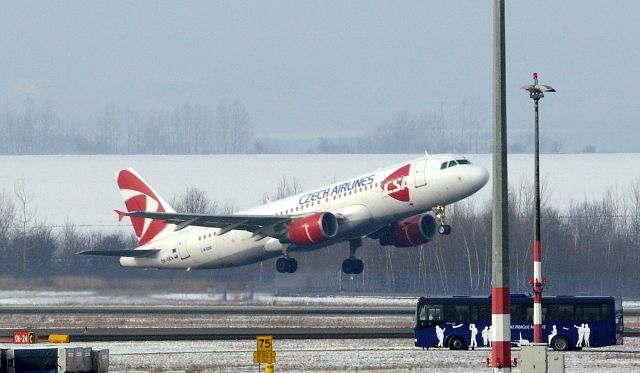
(342, 238), (364, 275)
(434, 204), (452, 235)
(276, 256), (297, 273)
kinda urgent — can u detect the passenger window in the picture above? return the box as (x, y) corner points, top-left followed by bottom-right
(525, 305), (549, 322)
(601, 304), (612, 321)
(510, 303), (524, 322)
(554, 304), (574, 322)
(577, 304), (601, 321)
(476, 305), (491, 321)
(445, 304), (471, 322)
(422, 305), (444, 324)
(441, 162), (447, 169)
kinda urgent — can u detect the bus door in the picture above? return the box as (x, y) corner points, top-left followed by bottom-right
(177, 231), (190, 259)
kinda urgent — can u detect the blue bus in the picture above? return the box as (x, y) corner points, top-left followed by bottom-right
(414, 294), (623, 351)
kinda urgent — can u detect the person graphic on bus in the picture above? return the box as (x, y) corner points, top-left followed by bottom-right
(548, 325), (558, 346)
(482, 326), (490, 346)
(435, 325), (446, 347)
(584, 324), (590, 347)
(469, 323), (478, 348)
(574, 323), (585, 347)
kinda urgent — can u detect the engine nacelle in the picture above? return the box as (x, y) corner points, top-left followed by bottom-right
(380, 213), (437, 247)
(288, 212), (338, 246)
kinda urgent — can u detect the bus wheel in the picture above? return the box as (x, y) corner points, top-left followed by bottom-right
(551, 335), (570, 351)
(449, 336), (465, 350)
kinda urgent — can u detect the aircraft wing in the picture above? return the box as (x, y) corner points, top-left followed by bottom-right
(121, 211), (291, 236)
(77, 249), (159, 257)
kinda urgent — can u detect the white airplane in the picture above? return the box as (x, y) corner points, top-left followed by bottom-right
(80, 154), (489, 274)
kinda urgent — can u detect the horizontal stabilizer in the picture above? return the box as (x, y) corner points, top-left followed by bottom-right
(115, 209), (126, 222)
(76, 249), (159, 257)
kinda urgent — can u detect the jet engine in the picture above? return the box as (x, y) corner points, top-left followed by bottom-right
(379, 213), (437, 247)
(288, 212), (338, 245)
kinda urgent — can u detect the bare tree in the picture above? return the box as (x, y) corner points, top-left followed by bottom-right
(171, 187), (218, 214)
(14, 180), (35, 273)
(216, 99), (253, 153)
(263, 176), (303, 203)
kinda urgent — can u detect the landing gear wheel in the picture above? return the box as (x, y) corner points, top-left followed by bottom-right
(276, 257), (298, 273)
(342, 258), (364, 275)
(434, 204), (451, 235)
(438, 225), (452, 235)
(286, 258), (298, 273)
(341, 238), (364, 274)
(276, 258), (288, 273)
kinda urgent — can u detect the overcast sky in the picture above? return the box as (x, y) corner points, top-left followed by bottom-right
(2, 1), (639, 152)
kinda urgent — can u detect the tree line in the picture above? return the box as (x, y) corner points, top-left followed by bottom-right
(0, 99), (581, 155)
(1, 179), (639, 297)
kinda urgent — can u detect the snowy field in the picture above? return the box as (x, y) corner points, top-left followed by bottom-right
(2, 339), (639, 372)
(0, 290), (418, 307)
(0, 154), (638, 231)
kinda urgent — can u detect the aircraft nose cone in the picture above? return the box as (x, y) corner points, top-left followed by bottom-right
(469, 165), (490, 192)
(478, 166), (490, 186)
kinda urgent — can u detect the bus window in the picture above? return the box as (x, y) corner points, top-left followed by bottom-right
(474, 305), (491, 322)
(418, 304), (444, 327)
(510, 304), (524, 322)
(445, 304), (470, 322)
(576, 304), (601, 321)
(601, 303), (612, 321)
(553, 303), (574, 322)
(525, 305), (549, 322)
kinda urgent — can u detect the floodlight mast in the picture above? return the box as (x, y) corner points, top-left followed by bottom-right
(521, 73), (555, 344)
(491, 0), (511, 371)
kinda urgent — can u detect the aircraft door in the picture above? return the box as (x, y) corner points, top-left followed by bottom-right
(414, 159), (427, 188)
(177, 231), (190, 259)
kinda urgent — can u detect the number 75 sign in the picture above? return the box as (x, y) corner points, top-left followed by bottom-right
(256, 335), (272, 351)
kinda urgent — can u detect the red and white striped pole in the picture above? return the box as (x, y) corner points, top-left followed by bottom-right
(533, 71), (543, 344)
(524, 72), (554, 344)
(492, 0), (511, 370)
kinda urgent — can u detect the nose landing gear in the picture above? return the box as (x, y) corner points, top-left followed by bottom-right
(342, 238), (364, 274)
(434, 204), (452, 235)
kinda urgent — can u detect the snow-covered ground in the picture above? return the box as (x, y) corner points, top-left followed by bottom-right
(0, 154), (638, 231)
(0, 290), (419, 307)
(0, 290), (636, 309)
(3, 338), (638, 372)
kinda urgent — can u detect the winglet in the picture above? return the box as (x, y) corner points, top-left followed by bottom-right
(115, 209), (127, 222)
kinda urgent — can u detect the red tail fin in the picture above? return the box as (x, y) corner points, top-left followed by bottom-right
(116, 168), (175, 245)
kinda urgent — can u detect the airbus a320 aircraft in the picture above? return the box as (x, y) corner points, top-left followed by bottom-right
(80, 154), (489, 274)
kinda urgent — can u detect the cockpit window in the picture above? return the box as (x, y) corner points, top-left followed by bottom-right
(448, 160), (457, 168)
(457, 159), (470, 165)
(440, 162), (447, 170)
